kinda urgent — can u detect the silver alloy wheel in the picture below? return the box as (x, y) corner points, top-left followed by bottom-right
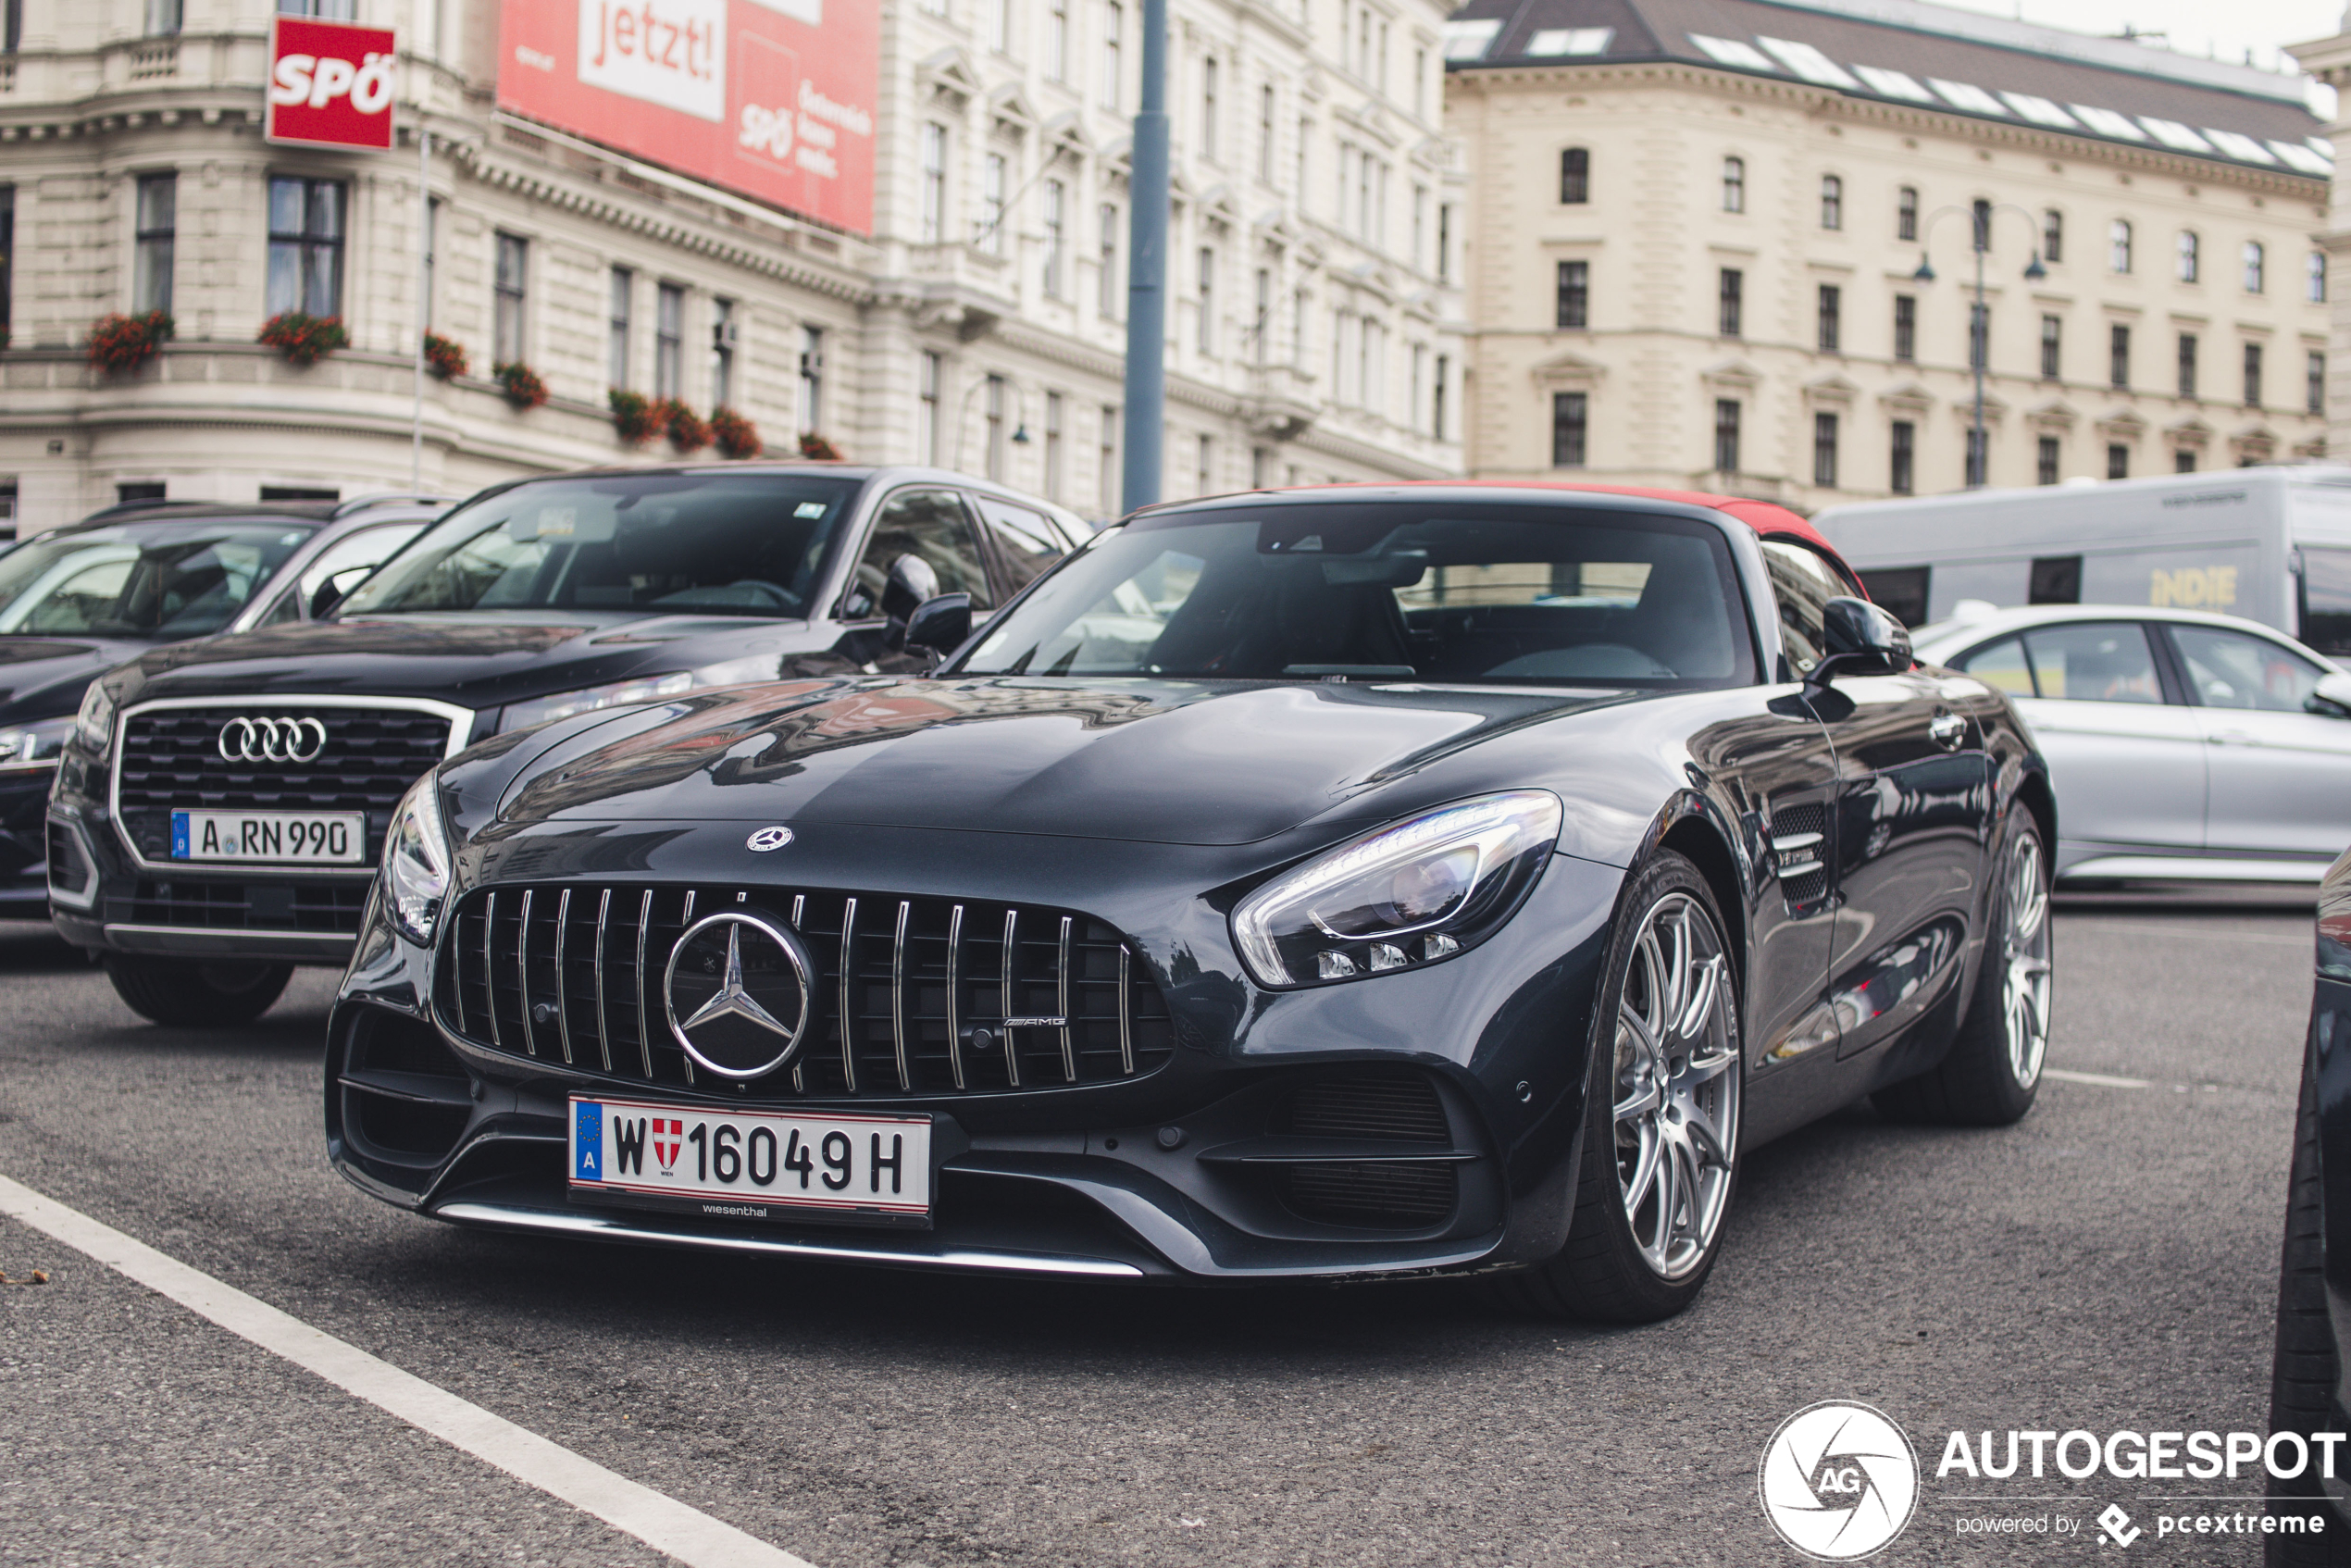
(1612, 890), (1740, 1281)
(2001, 831), (2053, 1089)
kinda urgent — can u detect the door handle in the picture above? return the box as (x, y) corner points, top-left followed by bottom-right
(2208, 730), (2259, 746)
(1928, 710), (1966, 751)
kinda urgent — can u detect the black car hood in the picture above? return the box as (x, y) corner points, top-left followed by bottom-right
(0, 636), (153, 722)
(111, 613), (828, 715)
(496, 677), (1631, 846)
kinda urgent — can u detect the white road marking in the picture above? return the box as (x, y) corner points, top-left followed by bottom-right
(0, 1172), (818, 1568)
(2043, 1067), (2151, 1089)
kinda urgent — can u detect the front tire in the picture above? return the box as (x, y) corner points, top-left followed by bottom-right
(1872, 814), (2051, 1127)
(103, 954), (292, 1027)
(1499, 851), (1742, 1323)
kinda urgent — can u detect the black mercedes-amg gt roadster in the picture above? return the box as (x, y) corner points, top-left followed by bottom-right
(315, 475), (2054, 1320)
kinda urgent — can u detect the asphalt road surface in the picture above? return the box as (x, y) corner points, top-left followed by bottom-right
(0, 901), (2317, 1566)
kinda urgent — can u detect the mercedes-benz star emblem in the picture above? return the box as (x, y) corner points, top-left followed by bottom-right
(663, 911), (815, 1079)
(217, 716), (328, 764)
(746, 826), (794, 852)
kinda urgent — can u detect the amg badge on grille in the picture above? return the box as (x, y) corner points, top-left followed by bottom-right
(216, 716), (328, 764)
(663, 911), (815, 1079)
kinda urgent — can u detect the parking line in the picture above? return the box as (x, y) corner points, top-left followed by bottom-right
(2042, 1067), (2151, 1089)
(0, 1172), (818, 1568)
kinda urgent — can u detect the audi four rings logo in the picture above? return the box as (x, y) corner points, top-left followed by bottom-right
(217, 716), (329, 764)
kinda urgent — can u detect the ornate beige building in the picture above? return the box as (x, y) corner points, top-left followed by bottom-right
(1445, 0), (2332, 510)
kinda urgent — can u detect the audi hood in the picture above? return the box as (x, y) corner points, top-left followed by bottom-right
(0, 636), (153, 725)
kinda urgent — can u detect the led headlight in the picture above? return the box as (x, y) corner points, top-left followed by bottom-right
(0, 716), (72, 772)
(495, 655), (777, 734)
(382, 772), (454, 946)
(74, 681), (118, 753)
(1231, 790), (1564, 989)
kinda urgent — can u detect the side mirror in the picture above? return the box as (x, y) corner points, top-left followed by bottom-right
(1809, 596), (1914, 683)
(308, 565), (376, 620)
(2311, 671), (2351, 717)
(902, 593), (973, 659)
(879, 554), (942, 628)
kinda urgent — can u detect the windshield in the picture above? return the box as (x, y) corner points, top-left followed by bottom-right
(956, 502), (1756, 687)
(2302, 546), (2351, 658)
(339, 472), (864, 618)
(0, 520), (314, 640)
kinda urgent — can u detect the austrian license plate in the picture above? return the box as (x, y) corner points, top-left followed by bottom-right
(170, 808), (367, 864)
(567, 1094), (933, 1228)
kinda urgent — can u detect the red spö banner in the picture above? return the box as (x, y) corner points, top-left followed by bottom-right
(267, 16), (399, 151)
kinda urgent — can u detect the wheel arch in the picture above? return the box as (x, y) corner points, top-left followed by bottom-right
(1644, 793), (1751, 1012)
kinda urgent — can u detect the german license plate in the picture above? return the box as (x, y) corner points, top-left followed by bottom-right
(567, 1094), (933, 1228)
(170, 808), (367, 864)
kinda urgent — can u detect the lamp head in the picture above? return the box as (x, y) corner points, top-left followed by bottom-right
(1913, 256), (1936, 282)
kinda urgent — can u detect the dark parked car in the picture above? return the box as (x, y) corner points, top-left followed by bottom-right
(3, 495), (446, 918)
(315, 481), (2055, 1319)
(47, 466), (1086, 1025)
(2266, 846), (2351, 1562)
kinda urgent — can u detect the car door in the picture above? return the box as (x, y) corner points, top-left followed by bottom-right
(813, 487), (998, 674)
(1949, 621), (2205, 863)
(2163, 621), (2351, 861)
(966, 492), (1073, 602)
(247, 521), (428, 628)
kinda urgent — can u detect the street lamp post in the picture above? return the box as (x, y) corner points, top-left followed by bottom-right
(1118, 0), (1170, 515)
(1915, 203), (2047, 488)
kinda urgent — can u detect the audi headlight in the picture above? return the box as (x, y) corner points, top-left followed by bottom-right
(74, 681), (118, 753)
(382, 772), (453, 946)
(0, 716), (73, 773)
(496, 656), (777, 734)
(1231, 790), (1563, 989)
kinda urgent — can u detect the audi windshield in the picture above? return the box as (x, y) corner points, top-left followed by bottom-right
(957, 502), (1757, 688)
(0, 520), (316, 640)
(338, 472), (865, 619)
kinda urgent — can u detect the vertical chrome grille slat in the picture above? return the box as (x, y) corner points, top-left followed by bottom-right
(677, 890), (696, 1086)
(554, 889), (575, 1065)
(790, 894), (806, 1093)
(633, 890), (654, 1077)
(1117, 944), (1135, 1076)
(1056, 915), (1076, 1083)
(944, 902), (966, 1091)
(482, 890), (502, 1051)
(890, 900), (912, 1092)
(517, 889), (539, 1057)
(592, 889), (613, 1073)
(1000, 908), (1021, 1088)
(839, 896), (859, 1092)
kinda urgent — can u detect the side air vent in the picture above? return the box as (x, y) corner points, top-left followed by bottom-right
(1275, 1071), (1460, 1230)
(1769, 802), (1829, 908)
(339, 1011), (473, 1165)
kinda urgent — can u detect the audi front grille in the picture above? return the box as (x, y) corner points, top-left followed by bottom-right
(436, 883), (1177, 1100)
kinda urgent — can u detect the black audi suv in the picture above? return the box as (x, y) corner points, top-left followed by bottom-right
(4, 495), (446, 920)
(47, 466), (1085, 1024)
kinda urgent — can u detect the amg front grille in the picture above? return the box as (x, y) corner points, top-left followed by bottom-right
(439, 883), (1176, 1099)
(116, 703), (456, 865)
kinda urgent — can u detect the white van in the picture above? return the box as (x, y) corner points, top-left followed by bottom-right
(1811, 467), (2351, 656)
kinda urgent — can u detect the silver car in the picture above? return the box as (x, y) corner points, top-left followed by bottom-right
(1910, 605), (2351, 885)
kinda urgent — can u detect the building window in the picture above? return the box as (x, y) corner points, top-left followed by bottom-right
(145, 0), (180, 33)
(2107, 442), (2129, 480)
(1897, 185), (1918, 243)
(1556, 261), (1588, 330)
(1101, 1), (1122, 108)
(978, 152), (1006, 255)
(1971, 198), (1991, 252)
(2311, 250), (2329, 305)
(986, 0), (1009, 54)
(1254, 268), (1272, 365)
(1100, 404), (1119, 515)
(2311, 350), (2327, 417)
(1041, 179), (1065, 297)
(920, 125), (948, 244)
(2040, 315), (2060, 380)
(798, 326), (824, 433)
(2178, 230), (2200, 283)
(2037, 435), (2059, 485)
(1712, 399), (1740, 473)
(2176, 449), (2197, 473)
(2245, 341), (2264, 407)
(2043, 208), (2063, 263)
(1820, 174), (1842, 231)
(1433, 352), (1449, 442)
(1412, 186), (1426, 273)
(1099, 204), (1120, 317)
(1046, 0), (1068, 81)
(1196, 432), (1213, 495)
(1966, 428), (1987, 488)
(985, 373), (1007, 480)
(277, 0), (357, 14)
(2109, 323), (2129, 391)
(0, 187), (13, 351)
(917, 351), (940, 464)
(1200, 56), (1219, 162)
(133, 172), (175, 315)
(2177, 332), (2198, 399)
(1259, 83), (1276, 184)
(1812, 412), (1838, 488)
(1437, 203), (1452, 283)
(1196, 246), (1214, 355)
(491, 232), (527, 364)
(1044, 391), (1064, 501)
(1894, 295), (1916, 361)
(2245, 241), (2267, 293)
(1817, 284), (1840, 353)
(267, 176), (344, 317)
(654, 281), (684, 398)
(1552, 392), (1586, 467)
(1722, 156), (1744, 214)
(2110, 219), (2133, 274)
(1891, 421), (1915, 494)
(1296, 117), (1311, 205)
(607, 266), (632, 387)
(710, 298), (735, 406)
(1718, 268), (1742, 337)
(1968, 303), (1988, 371)
(1561, 147), (1589, 205)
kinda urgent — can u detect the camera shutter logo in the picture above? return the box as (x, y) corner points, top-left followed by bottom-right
(217, 716), (329, 765)
(1758, 1400), (1919, 1561)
